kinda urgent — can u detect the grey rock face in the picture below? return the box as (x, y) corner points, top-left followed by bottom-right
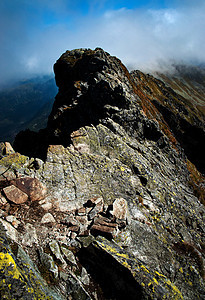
(0, 48), (205, 299)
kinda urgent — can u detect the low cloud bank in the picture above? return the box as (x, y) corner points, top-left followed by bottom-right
(0, 0), (205, 87)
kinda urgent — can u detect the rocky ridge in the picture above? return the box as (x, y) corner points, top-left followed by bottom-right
(0, 48), (205, 299)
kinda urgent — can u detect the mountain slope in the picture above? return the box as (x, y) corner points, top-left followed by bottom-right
(131, 67), (205, 174)
(0, 48), (204, 299)
(0, 75), (57, 142)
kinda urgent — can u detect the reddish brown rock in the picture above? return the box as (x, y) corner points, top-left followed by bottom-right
(11, 177), (47, 201)
(91, 215), (118, 237)
(3, 185), (28, 204)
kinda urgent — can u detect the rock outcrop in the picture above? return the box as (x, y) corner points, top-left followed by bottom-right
(1, 48), (205, 299)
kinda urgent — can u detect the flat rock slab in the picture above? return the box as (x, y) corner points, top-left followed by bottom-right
(91, 215), (118, 237)
(3, 185), (28, 204)
(11, 177), (47, 201)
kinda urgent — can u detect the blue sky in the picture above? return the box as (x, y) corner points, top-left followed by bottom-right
(0, 0), (205, 87)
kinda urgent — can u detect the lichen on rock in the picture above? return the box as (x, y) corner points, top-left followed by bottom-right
(0, 48), (204, 299)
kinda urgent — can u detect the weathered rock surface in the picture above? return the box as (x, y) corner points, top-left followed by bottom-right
(0, 48), (204, 299)
(11, 177), (47, 201)
(3, 184), (28, 204)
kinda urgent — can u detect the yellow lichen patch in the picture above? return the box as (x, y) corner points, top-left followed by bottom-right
(120, 166), (125, 172)
(27, 287), (34, 293)
(0, 153), (28, 169)
(0, 252), (21, 280)
(164, 279), (184, 299)
(140, 265), (150, 273)
(116, 252), (129, 259)
(122, 260), (130, 269)
(155, 271), (166, 278)
(153, 277), (159, 285)
(99, 242), (129, 259)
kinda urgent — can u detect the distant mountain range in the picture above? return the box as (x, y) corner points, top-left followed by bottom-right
(154, 64), (205, 116)
(0, 64), (204, 148)
(0, 75), (58, 142)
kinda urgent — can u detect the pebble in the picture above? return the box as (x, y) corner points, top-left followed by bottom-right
(41, 213), (56, 224)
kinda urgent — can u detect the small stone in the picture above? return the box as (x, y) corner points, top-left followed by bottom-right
(60, 271), (69, 281)
(61, 246), (77, 265)
(41, 213), (56, 224)
(5, 215), (21, 228)
(49, 240), (67, 268)
(78, 229), (90, 237)
(85, 207), (93, 214)
(80, 267), (90, 285)
(11, 177), (47, 201)
(39, 249), (59, 279)
(0, 209), (5, 217)
(63, 215), (80, 232)
(3, 185), (28, 204)
(39, 197), (53, 210)
(22, 223), (38, 246)
(0, 167), (15, 182)
(0, 218), (18, 241)
(77, 207), (86, 216)
(75, 216), (88, 225)
(112, 198), (128, 220)
(4, 142), (15, 155)
(40, 202), (53, 210)
(0, 194), (7, 205)
(77, 235), (95, 247)
(71, 232), (78, 240)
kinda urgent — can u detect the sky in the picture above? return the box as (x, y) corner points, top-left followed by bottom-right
(0, 0), (205, 87)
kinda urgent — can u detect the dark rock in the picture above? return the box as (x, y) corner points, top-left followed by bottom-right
(88, 197), (104, 220)
(78, 236), (184, 300)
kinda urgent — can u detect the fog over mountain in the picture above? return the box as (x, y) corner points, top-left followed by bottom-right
(0, 0), (205, 88)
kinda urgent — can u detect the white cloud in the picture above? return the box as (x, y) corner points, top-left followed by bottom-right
(0, 0), (205, 87)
